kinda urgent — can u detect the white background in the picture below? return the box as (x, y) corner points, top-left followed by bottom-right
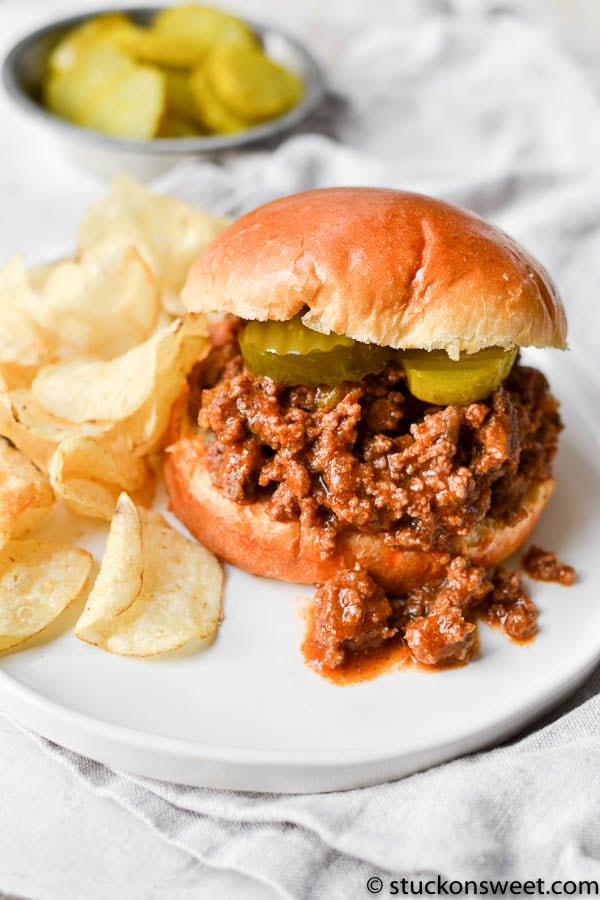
(1, 1), (599, 898)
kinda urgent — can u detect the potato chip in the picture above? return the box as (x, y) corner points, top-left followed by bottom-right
(75, 493), (222, 656)
(32, 315), (207, 455)
(0, 255), (38, 314)
(0, 376), (155, 518)
(78, 175), (228, 314)
(77, 492), (143, 629)
(36, 244), (159, 358)
(49, 435), (154, 520)
(0, 540), (92, 653)
(27, 259), (64, 292)
(0, 307), (50, 387)
(0, 437), (54, 550)
(0, 378), (111, 472)
(0, 257), (56, 384)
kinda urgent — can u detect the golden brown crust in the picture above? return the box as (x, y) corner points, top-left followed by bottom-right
(182, 188), (567, 358)
(164, 430), (555, 594)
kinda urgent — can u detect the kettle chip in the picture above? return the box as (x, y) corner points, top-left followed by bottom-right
(75, 493), (223, 656)
(0, 540), (92, 653)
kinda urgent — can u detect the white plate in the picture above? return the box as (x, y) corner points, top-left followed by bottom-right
(0, 348), (598, 793)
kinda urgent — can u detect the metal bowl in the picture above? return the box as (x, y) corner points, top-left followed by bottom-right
(2, 7), (326, 179)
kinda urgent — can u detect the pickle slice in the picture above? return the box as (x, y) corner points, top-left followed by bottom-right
(400, 347), (518, 405)
(153, 5), (257, 58)
(156, 113), (203, 138)
(113, 26), (208, 69)
(45, 42), (166, 139)
(240, 315), (394, 386)
(164, 69), (198, 122)
(206, 44), (303, 122)
(48, 14), (131, 75)
(188, 68), (247, 134)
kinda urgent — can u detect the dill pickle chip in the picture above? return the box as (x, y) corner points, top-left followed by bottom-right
(115, 26), (208, 68)
(240, 315), (394, 386)
(45, 44), (165, 139)
(189, 68), (247, 133)
(45, 45), (131, 123)
(153, 5), (257, 58)
(47, 14), (132, 74)
(79, 63), (165, 139)
(206, 43), (303, 122)
(164, 69), (198, 122)
(156, 113), (203, 138)
(400, 347), (518, 405)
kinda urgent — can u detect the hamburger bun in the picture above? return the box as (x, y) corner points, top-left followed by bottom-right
(182, 187), (567, 358)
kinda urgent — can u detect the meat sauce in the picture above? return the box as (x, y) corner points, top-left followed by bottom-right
(302, 623), (413, 685)
(522, 545), (576, 586)
(302, 559), (539, 681)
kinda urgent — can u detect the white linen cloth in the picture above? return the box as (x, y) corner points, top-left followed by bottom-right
(7, 5), (600, 896)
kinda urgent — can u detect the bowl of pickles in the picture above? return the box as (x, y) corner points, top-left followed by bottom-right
(3, 4), (326, 178)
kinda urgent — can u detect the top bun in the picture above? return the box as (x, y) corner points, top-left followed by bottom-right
(182, 188), (567, 357)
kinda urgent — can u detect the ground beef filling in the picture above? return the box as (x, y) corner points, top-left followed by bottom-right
(309, 568), (397, 669)
(309, 560), (539, 670)
(192, 317), (562, 557)
(480, 567), (538, 642)
(522, 545), (576, 586)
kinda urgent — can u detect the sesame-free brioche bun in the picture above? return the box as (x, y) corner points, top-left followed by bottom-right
(182, 187), (567, 358)
(164, 414), (555, 594)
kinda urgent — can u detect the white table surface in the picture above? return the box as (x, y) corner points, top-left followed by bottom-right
(1, 1), (599, 898)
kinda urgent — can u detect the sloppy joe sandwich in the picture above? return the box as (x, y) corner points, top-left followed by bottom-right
(165, 188), (568, 673)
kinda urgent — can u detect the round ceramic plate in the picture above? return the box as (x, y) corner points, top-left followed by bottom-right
(0, 348), (598, 793)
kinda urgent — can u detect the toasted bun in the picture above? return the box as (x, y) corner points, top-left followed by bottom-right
(164, 427), (555, 594)
(182, 188), (567, 358)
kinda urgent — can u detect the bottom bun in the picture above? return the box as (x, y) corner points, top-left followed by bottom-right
(164, 431), (555, 594)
